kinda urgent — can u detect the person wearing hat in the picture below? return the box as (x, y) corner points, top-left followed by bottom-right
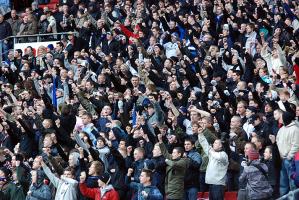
(79, 172), (119, 200)
(126, 168), (163, 200)
(250, 114), (271, 141)
(239, 149), (273, 200)
(26, 170), (52, 200)
(243, 106), (257, 139)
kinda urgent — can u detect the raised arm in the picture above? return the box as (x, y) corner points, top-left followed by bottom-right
(42, 161), (61, 188)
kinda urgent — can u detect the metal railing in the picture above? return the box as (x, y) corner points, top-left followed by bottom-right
(0, 32), (78, 63)
(277, 188), (299, 200)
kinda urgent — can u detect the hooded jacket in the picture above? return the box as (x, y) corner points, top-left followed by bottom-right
(198, 134), (228, 186)
(239, 160), (273, 199)
(159, 143), (189, 200)
(79, 183), (119, 200)
(26, 170), (52, 200)
(42, 164), (78, 200)
(129, 182), (163, 200)
(276, 121), (299, 160)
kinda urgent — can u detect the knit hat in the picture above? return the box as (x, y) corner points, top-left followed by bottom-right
(99, 172), (111, 184)
(248, 149), (259, 161)
(247, 106), (257, 113)
(47, 44), (54, 51)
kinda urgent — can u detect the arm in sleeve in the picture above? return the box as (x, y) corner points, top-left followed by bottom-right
(79, 183), (97, 199)
(153, 102), (164, 123)
(197, 133), (211, 156)
(165, 158), (189, 169)
(159, 143), (171, 160)
(287, 129), (299, 159)
(61, 176), (78, 185)
(30, 185), (52, 200)
(148, 188), (163, 200)
(42, 164), (61, 188)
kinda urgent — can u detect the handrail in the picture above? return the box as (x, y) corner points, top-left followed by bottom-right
(0, 32), (78, 63)
(0, 31), (78, 42)
(277, 188), (299, 200)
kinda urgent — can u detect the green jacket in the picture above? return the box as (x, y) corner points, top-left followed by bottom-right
(195, 128), (217, 172)
(159, 143), (189, 200)
(1, 181), (26, 200)
(76, 91), (97, 116)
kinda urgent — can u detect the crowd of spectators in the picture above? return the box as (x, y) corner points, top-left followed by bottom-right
(0, 0), (299, 199)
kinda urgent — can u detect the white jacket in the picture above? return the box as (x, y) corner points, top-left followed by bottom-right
(198, 134), (228, 185)
(43, 165), (78, 200)
(276, 121), (299, 160)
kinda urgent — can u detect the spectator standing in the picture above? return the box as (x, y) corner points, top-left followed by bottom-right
(41, 157), (79, 200)
(184, 138), (202, 200)
(239, 149), (273, 200)
(26, 169), (52, 200)
(276, 111), (299, 195)
(158, 134), (189, 200)
(127, 168), (163, 200)
(79, 171), (119, 200)
(198, 130), (228, 200)
(0, 14), (12, 61)
(7, 10), (21, 36)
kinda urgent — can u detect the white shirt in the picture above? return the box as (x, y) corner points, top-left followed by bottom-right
(164, 42), (178, 58)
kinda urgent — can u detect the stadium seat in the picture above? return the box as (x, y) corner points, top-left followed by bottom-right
(38, 0), (59, 11)
(225, 192), (237, 200)
(197, 192), (237, 200)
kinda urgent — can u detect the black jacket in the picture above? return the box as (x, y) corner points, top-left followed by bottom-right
(101, 39), (120, 58)
(0, 20), (12, 40)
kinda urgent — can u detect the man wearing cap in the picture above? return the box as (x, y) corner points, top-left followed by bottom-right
(239, 149), (273, 200)
(251, 114), (271, 141)
(243, 106), (257, 139)
(80, 172), (119, 200)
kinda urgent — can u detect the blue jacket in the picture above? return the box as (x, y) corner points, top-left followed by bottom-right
(291, 151), (299, 187)
(184, 149), (202, 189)
(132, 159), (145, 183)
(130, 182), (163, 200)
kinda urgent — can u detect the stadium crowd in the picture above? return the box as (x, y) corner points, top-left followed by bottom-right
(0, 0), (299, 199)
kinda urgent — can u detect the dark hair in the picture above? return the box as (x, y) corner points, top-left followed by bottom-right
(184, 138), (195, 145)
(173, 147), (184, 157)
(56, 42), (64, 48)
(82, 112), (92, 119)
(64, 166), (75, 176)
(97, 136), (107, 145)
(141, 169), (152, 181)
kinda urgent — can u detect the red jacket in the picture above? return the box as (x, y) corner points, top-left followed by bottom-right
(79, 183), (119, 200)
(294, 64), (299, 85)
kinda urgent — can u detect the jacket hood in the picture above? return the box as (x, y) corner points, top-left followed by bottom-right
(282, 111), (295, 126)
(100, 184), (114, 197)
